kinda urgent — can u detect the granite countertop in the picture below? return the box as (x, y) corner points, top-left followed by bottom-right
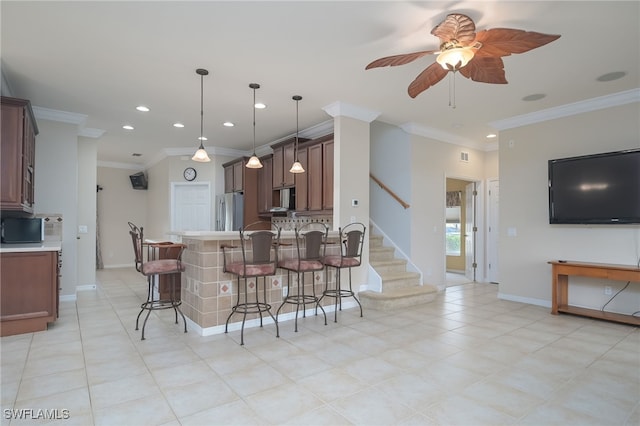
(0, 241), (62, 253)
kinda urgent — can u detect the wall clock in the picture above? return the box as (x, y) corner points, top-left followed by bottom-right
(183, 167), (197, 181)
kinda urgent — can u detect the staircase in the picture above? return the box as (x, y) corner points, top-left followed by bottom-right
(359, 233), (438, 311)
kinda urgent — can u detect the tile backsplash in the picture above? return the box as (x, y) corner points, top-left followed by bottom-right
(36, 214), (63, 241)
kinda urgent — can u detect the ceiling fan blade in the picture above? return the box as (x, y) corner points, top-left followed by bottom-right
(365, 50), (438, 69)
(407, 62), (449, 98)
(459, 57), (508, 84)
(474, 28), (561, 57)
(431, 13), (476, 45)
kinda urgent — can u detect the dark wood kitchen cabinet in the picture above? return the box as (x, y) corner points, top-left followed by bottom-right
(272, 140), (296, 189)
(294, 147), (308, 211)
(1, 97), (39, 214)
(322, 139), (334, 210)
(305, 135), (334, 211)
(222, 157), (261, 227)
(223, 158), (245, 193)
(258, 155), (273, 213)
(0, 250), (59, 336)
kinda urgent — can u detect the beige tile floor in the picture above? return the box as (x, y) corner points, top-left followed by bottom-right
(1, 267), (638, 425)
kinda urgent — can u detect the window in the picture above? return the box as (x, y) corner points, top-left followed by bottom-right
(446, 206), (461, 256)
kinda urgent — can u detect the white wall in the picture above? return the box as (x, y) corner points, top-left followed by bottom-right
(410, 136), (488, 287)
(97, 166), (147, 268)
(499, 101), (640, 313)
(370, 121), (412, 255)
(77, 139), (97, 287)
(34, 120), (79, 297)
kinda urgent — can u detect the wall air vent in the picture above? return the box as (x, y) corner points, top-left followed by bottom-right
(460, 151), (469, 162)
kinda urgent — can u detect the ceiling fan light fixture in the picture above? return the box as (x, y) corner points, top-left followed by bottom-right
(192, 68), (211, 163)
(246, 83), (263, 169)
(436, 47), (475, 71)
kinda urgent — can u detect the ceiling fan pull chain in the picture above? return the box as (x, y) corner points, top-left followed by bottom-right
(448, 72), (457, 109)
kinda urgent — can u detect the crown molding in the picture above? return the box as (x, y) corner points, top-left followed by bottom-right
(323, 101), (381, 123)
(32, 105), (106, 139)
(399, 122), (489, 151)
(97, 161), (144, 171)
(79, 127), (105, 138)
(490, 88), (640, 131)
(33, 106), (87, 125)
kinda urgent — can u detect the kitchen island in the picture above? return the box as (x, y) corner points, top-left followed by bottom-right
(175, 230), (341, 335)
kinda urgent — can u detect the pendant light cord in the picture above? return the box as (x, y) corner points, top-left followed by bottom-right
(295, 97), (299, 161)
(200, 73), (204, 147)
(252, 87), (256, 155)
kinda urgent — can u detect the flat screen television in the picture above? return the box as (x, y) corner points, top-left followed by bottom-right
(548, 149), (640, 224)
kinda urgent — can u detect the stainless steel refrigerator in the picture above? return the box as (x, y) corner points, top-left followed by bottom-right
(216, 193), (244, 231)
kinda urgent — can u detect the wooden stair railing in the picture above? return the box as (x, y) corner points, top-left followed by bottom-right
(370, 173), (410, 209)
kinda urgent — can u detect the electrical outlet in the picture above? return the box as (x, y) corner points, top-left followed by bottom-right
(604, 286), (613, 295)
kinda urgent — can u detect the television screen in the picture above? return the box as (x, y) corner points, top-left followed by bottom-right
(129, 172), (148, 190)
(548, 149), (640, 224)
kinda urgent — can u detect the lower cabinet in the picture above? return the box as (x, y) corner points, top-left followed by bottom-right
(0, 250), (59, 336)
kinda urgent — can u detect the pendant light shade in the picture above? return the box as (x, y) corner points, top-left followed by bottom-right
(289, 95), (305, 174)
(246, 83), (263, 169)
(192, 68), (211, 162)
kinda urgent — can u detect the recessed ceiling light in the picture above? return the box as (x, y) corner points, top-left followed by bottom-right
(522, 93), (546, 102)
(173, 123), (185, 128)
(223, 121), (234, 127)
(136, 106), (150, 112)
(198, 136), (208, 141)
(123, 125), (134, 130)
(254, 103), (266, 109)
(486, 133), (497, 139)
(596, 71), (626, 82)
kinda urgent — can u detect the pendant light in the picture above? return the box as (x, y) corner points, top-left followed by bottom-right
(245, 83), (263, 169)
(289, 95), (305, 174)
(192, 68), (211, 162)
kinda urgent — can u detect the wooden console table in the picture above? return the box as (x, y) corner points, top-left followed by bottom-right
(549, 260), (640, 326)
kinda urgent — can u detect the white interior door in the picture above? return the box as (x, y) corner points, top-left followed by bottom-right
(171, 183), (211, 232)
(487, 179), (500, 283)
(464, 182), (476, 282)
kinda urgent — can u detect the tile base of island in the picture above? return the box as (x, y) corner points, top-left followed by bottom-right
(175, 231), (351, 336)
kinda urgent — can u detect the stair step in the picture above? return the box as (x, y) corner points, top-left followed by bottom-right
(369, 234), (384, 248)
(370, 258), (407, 273)
(379, 271), (421, 291)
(359, 285), (438, 311)
(369, 246), (395, 261)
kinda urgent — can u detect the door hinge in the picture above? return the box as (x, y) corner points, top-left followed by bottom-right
(472, 190), (478, 196)
(473, 226), (478, 232)
(472, 262), (477, 268)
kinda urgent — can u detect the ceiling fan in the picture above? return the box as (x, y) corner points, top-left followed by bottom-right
(366, 13), (561, 99)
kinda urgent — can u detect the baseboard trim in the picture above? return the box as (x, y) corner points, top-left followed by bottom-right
(498, 292), (551, 308)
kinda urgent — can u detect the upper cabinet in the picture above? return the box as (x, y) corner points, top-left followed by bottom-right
(257, 155), (273, 213)
(296, 134), (334, 212)
(1, 97), (39, 214)
(271, 140), (296, 189)
(223, 158), (245, 193)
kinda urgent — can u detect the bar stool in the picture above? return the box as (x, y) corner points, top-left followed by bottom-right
(128, 222), (187, 340)
(222, 221), (281, 345)
(276, 222), (328, 332)
(319, 222), (366, 322)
